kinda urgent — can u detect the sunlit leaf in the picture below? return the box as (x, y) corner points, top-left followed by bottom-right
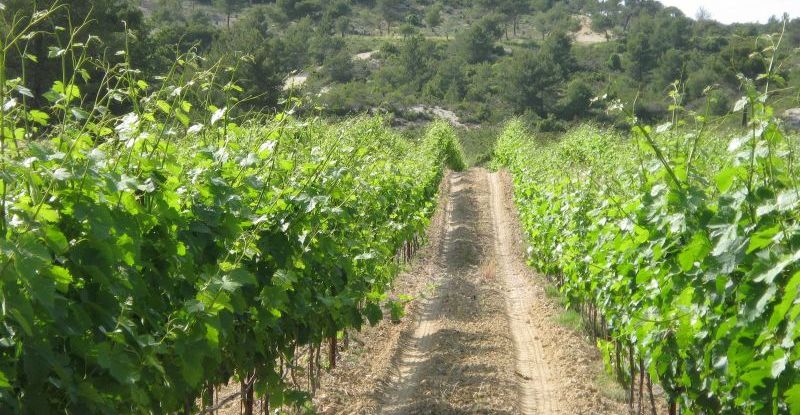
(711, 224), (738, 257)
(754, 249), (800, 285)
(786, 384), (800, 415)
(678, 232), (711, 271)
(28, 109), (49, 126)
(0, 370), (10, 389)
(747, 225), (779, 253)
(211, 107), (227, 125)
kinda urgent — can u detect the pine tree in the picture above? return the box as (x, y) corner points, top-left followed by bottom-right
(214, 0), (245, 29)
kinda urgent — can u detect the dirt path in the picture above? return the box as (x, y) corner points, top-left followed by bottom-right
(488, 172), (558, 413)
(314, 168), (627, 415)
(377, 169), (518, 414)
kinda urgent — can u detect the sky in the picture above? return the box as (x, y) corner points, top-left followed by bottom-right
(657, 0), (800, 24)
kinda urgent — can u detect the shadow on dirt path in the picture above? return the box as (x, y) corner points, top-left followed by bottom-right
(312, 168), (628, 415)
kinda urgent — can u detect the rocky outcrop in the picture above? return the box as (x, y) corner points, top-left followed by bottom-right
(784, 108), (800, 130)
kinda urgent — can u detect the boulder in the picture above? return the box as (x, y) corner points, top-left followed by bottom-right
(784, 108), (800, 130)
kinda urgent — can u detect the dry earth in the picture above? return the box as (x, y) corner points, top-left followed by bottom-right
(312, 168), (628, 415)
(575, 15), (610, 44)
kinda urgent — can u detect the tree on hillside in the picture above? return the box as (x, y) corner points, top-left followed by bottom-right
(335, 16), (351, 37)
(498, 0), (529, 37)
(152, 0), (187, 24)
(497, 49), (561, 116)
(788, 18), (800, 46)
(214, 0), (246, 29)
(277, 0), (323, 20)
(588, 0), (623, 31)
(399, 35), (435, 87)
(323, 50), (354, 82)
(377, 0), (403, 35)
(149, 10), (219, 73)
(208, 7), (285, 109)
(276, 17), (315, 68)
(696, 6), (712, 21)
(653, 48), (685, 86)
(534, 3), (580, 39)
(540, 31), (576, 77)
(530, 0), (555, 12)
(624, 16), (655, 82)
(472, 0), (526, 39)
(425, 3), (443, 34)
(399, 22), (418, 39)
(3, 0), (146, 104)
(650, 7), (691, 52)
(451, 15), (503, 64)
(558, 78), (594, 120)
(590, 13), (614, 36)
(326, 0), (352, 19)
(424, 54), (468, 102)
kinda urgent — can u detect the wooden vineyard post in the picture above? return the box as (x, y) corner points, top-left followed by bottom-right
(203, 383), (215, 415)
(638, 358), (644, 415)
(647, 374), (657, 415)
(629, 344), (635, 410)
(329, 335), (337, 369)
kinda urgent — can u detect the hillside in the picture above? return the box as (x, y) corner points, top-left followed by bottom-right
(138, 0), (596, 39)
(3, 0), (793, 128)
(132, 0), (799, 128)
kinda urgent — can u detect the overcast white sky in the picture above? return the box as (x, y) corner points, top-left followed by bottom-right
(657, 0), (800, 24)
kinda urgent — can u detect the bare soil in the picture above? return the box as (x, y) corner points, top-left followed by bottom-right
(575, 15), (610, 44)
(312, 168), (628, 414)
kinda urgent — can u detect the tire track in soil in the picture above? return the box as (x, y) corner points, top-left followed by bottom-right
(313, 168), (628, 415)
(488, 170), (628, 415)
(378, 169), (518, 415)
(488, 171), (558, 414)
(312, 172), (456, 415)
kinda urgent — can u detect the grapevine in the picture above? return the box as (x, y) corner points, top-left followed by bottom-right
(495, 89), (800, 413)
(0, 19), (465, 413)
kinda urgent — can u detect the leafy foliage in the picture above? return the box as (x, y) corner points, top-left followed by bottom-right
(495, 86), (800, 413)
(7, 1), (799, 126)
(0, 19), (465, 413)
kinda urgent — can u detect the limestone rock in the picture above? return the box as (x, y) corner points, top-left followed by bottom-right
(784, 108), (800, 130)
